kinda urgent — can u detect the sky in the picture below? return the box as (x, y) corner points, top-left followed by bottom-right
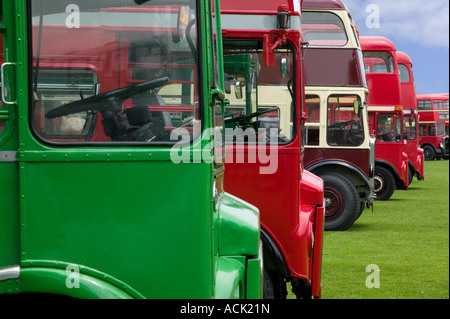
(343, 0), (449, 94)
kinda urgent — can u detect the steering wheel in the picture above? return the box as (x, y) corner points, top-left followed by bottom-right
(378, 132), (395, 142)
(224, 107), (279, 127)
(45, 77), (169, 119)
(328, 120), (358, 129)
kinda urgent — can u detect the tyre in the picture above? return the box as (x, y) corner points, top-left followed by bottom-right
(408, 166), (413, 186)
(262, 267), (286, 299)
(321, 172), (360, 231)
(263, 266), (275, 299)
(373, 166), (395, 201)
(423, 145), (436, 161)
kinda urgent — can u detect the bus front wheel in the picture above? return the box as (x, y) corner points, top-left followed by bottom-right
(322, 172), (360, 231)
(374, 166), (395, 201)
(423, 145), (436, 161)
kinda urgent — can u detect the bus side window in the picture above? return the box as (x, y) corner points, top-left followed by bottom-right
(419, 124), (427, 136)
(428, 124), (436, 137)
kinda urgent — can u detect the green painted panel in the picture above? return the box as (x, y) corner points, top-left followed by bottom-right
(0, 162), (20, 268)
(20, 160), (214, 298)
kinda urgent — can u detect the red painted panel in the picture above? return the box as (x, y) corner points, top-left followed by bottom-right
(304, 48), (365, 86)
(304, 148), (370, 178)
(220, 0), (299, 14)
(360, 36), (396, 52)
(302, 0), (347, 10)
(366, 74), (401, 107)
(224, 150), (300, 247)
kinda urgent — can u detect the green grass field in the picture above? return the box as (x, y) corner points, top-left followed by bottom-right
(291, 160), (449, 299)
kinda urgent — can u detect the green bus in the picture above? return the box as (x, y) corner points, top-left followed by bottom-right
(0, 0), (262, 299)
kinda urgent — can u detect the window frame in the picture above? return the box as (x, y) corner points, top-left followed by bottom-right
(27, 0), (205, 147)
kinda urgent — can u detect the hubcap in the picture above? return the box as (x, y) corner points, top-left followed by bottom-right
(374, 175), (385, 193)
(324, 186), (345, 222)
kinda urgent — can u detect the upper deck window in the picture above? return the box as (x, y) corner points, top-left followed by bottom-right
(363, 51), (395, 73)
(301, 12), (348, 46)
(418, 100), (432, 110)
(398, 64), (410, 82)
(433, 100), (443, 110)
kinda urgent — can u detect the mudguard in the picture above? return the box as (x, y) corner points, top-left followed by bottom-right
(10, 265), (142, 299)
(214, 257), (245, 299)
(217, 192), (260, 256)
(306, 160), (372, 192)
(216, 192), (262, 298)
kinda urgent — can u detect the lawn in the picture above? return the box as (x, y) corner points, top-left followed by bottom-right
(291, 160), (449, 299)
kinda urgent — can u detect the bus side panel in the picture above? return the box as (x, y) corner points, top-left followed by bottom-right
(19, 160), (214, 299)
(304, 49), (365, 87)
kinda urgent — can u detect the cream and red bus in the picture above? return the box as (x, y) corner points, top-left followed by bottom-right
(301, 0), (375, 230)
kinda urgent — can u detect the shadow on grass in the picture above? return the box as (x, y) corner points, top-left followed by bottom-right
(346, 223), (373, 232)
(325, 222), (373, 233)
(375, 198), (403, 202)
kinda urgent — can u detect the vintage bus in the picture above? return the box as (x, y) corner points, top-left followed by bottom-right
(0, 0), (262, 299)
(416, 93), (449, 160)
(220, 0), (325, 298)
(360, 36), (409, 201)
(301, 0), (375, 230)
(396, 51), (424, 183)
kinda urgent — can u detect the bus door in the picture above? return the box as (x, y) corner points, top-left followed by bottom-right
(373, 111), (404, 163)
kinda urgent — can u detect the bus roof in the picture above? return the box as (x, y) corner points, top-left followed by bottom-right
(396, 51), (412, 66)
(360, 36), (396, 52)
(220, 0), (301, 15)
(417, 93), (449, 100)
(302, 0), (348, 11)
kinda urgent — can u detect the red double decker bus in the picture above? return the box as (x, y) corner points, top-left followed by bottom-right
(361, 36), (409, 201)
(416, 93), (449, 160)
(220, 0), (326, 298)
(396, 51), (424, 183)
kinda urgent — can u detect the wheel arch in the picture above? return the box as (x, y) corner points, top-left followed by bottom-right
(420, 142), (437, 151)
(407, 160), (415, 173)
(307, 161), (372, 193)
(375, 159), (403, 187)
(3, 265), (143, 299)
(260, 227), (290, 279)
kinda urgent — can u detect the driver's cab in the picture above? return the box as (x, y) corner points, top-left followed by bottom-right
(325, 94), (364, 146)
(304, 88), (368, 148)
(223, 43), (294, 145)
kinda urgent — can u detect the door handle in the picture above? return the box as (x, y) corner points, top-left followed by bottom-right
(1, 62), (16, 105)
